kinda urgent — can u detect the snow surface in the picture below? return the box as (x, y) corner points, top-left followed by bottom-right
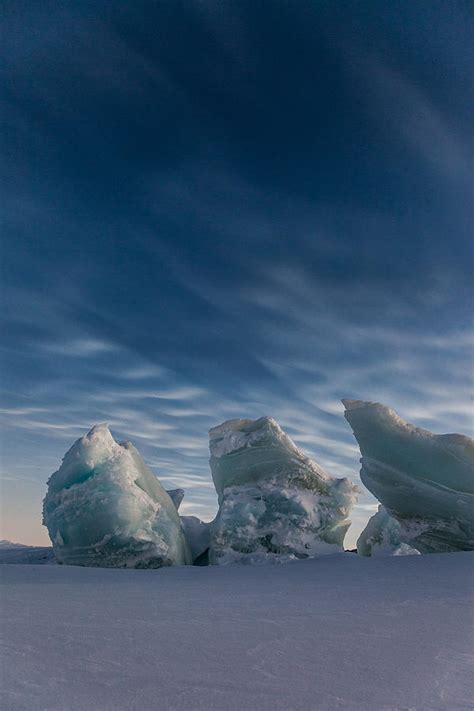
(343, 399), (474, 553)
(209, 416), (357, 563)
(1, 553), (473, 711)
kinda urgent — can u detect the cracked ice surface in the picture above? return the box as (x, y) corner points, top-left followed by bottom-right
(208, 416), (358, 564)
(344, 399), (474, 554)
(43, 424), (191, 568)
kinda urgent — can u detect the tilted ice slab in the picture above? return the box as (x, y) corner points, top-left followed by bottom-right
(208, 416), (358, 564)
(43, 424), (192, 568)
(343, 399), (474, 554)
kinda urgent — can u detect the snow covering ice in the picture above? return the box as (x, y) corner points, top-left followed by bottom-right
(344, 399), (474, 554)
(208, 417), (358, 564)
(43, 424), (191, 568)
(41, 403), (473, 568)
(1, 552), (473, 711)
(356, 505), (420, 557)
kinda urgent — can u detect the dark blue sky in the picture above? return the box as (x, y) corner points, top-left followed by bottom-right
(1, 0), (473, 545)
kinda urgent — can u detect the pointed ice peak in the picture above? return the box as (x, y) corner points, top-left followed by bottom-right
(342, 398), (437, 439)
(342, 398), (473, 450)
(167, 488), (185, 510)
(209, 416), (299, 460)
(209, 416), (280, 438)
(86, 422), (110, 437)
(341, 399), (377, 411)
(209, 414), (345, 497)
(342, 399), (405, 424)
(47, 424), (121, 495)
(80, 423), (117, 452)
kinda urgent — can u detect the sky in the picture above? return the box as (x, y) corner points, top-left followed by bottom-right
(1, 0), (473, 548)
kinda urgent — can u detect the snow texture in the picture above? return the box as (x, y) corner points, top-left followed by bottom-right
(208, 416), (358, 564)
(1, 553), (472, 710)
(344, 399), (474, 553)
(43, 424), (191, 568)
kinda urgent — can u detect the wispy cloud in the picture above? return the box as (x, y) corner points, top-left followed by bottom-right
(41, 338), (119, 357)
(350, 53), (472, 182)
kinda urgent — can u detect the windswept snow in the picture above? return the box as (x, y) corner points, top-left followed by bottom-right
(1, 553), (473, 710)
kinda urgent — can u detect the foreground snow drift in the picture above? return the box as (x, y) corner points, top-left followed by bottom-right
(343, 399), (474, 554)
(43, 424), (191, 568)
(209, 416), (357, 563)
(1, 553), (473, 711)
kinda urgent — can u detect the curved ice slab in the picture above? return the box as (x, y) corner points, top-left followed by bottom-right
(208, 417), (357, 564)
(43, 424), (192, 568)
(343, 399), (474, 553)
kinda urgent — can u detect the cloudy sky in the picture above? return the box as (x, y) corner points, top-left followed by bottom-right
(1, 0), (473, 547)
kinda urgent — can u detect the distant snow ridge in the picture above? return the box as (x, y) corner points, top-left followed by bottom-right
(343, 399), (474, 554)
(208, 416), (358, 564)
(0, 544), (55, 564)
(43, 424), (192, 568)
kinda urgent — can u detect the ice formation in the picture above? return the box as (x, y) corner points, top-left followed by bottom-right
(180, 516), (211, 564)
(43, 424), (192, 568)
(167, 488), (185, 510)
(208, 416), (358, 564)
(356, 505), (420, 556)
(343, 399), (474, 554)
